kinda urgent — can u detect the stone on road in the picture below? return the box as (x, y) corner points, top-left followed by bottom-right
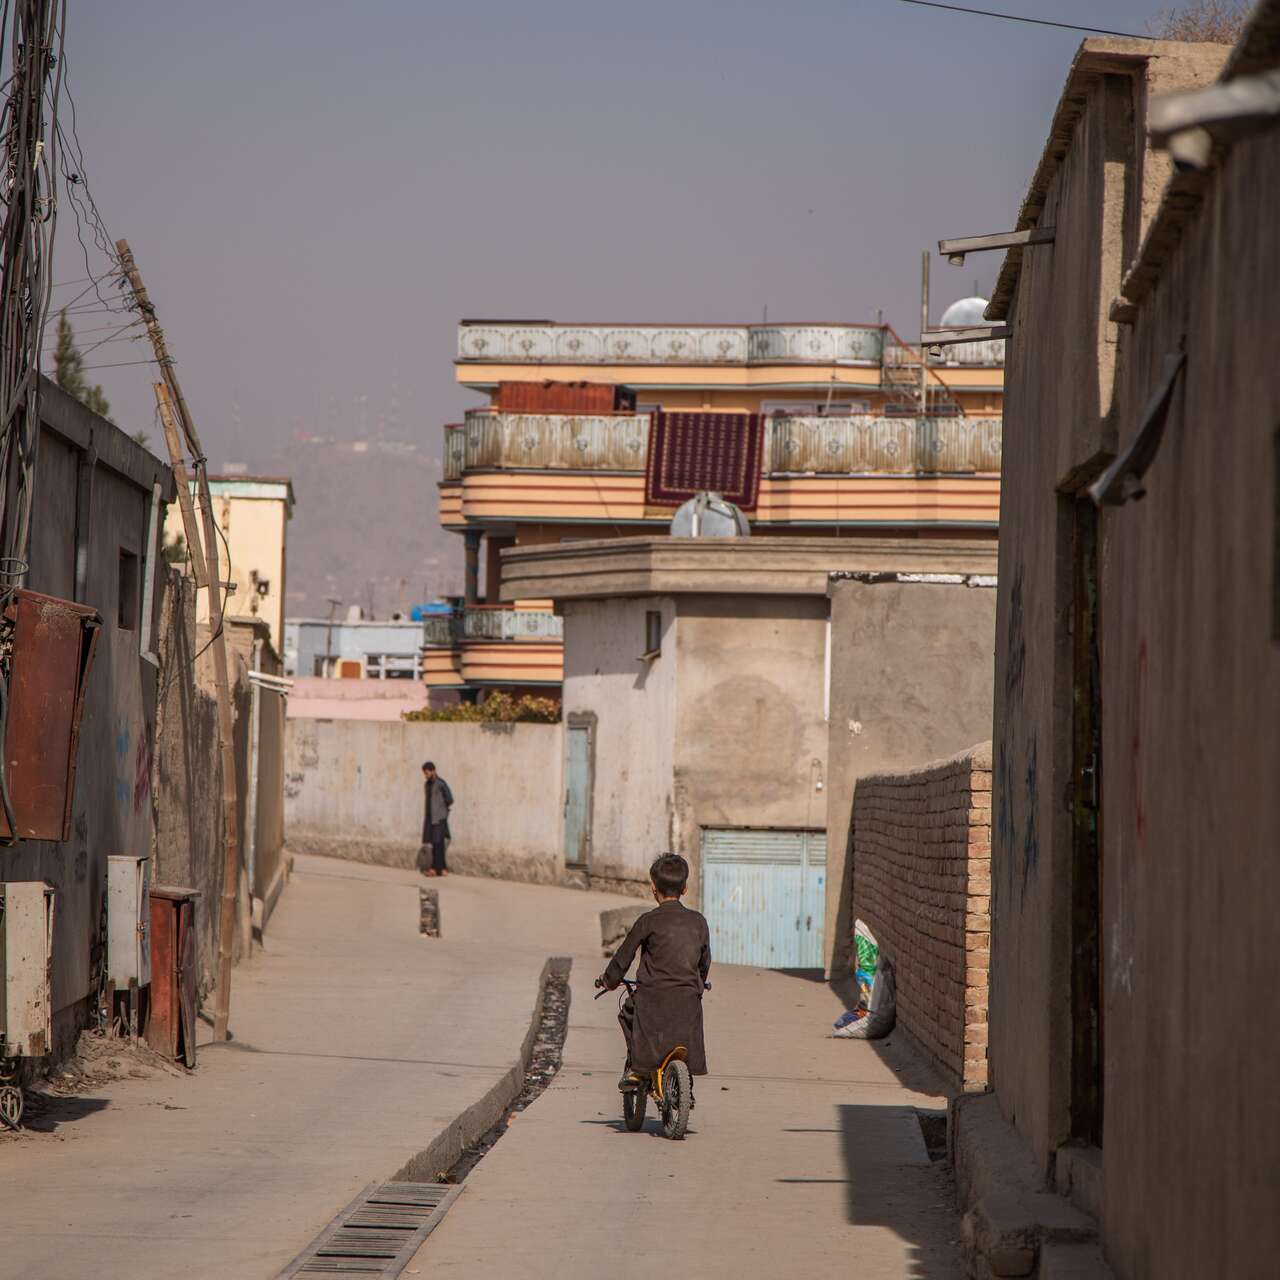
(413, 964), (961, 1279)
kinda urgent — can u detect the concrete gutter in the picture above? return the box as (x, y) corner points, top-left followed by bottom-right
(393, 956), (571, 1183)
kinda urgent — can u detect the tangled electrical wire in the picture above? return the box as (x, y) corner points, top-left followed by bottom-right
(0, 0), (68, 842)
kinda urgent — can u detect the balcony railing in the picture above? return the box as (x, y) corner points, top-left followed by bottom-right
(422, 613), (462, 646)
(769, 415), (1002, 474)
(462, 409), (649, 472)
(458, 322), (884, 366)
(450, 412), (1001, 476)
(462, 608), (563, 642)
(443, 423), (466, 481)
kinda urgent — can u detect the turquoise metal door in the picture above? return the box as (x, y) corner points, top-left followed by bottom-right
(701, 829), (826, 968)
(563, 722), (592, 867)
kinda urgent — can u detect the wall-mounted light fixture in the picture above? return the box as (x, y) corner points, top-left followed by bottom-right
(921, 324), (1012, 356)
(1149, 69), (1280, 172)
(936, 226), (1056, 267)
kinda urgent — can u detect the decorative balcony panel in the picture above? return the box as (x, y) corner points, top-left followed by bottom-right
(422, 613), (462, 646)
(768, 416), (1001, 475)
(443, 425), (466, 481)
(463, 607), (564, 642)
(458, 323), (883, 366)
(463, 410), (649, 472)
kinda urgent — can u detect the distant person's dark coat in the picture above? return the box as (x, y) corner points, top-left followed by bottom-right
(422, 776), (453, 842)
(604, 900), (711, 1075)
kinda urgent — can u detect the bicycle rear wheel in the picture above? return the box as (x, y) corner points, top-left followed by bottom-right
(661, 1061), (691, 1140)
(623, 1084), (647, 1132)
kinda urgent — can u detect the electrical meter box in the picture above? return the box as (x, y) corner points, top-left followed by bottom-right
(107, 855), (152, 989)
(0, 882), (56, 1059)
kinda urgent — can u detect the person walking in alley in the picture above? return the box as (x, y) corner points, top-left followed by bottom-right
(419, 761), (454, 877)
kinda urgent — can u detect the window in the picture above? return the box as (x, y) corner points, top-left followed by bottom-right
(643, 609), (662, 660)
(117, 549), (139, 630)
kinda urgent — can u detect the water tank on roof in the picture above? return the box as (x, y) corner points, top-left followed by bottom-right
(939, 296), (990, 327)
(936, 296), (1005, 367)
(670, 492), (750, 538)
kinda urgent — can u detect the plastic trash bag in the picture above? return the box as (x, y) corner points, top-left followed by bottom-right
(833, 920), (896, 1040)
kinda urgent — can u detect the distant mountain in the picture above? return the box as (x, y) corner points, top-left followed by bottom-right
(247, 433), (463, 618)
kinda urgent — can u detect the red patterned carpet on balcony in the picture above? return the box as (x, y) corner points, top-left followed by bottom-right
(644, 411), (764, 510)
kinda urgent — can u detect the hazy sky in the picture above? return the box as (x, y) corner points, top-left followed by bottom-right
(57, 0), (1171, 463)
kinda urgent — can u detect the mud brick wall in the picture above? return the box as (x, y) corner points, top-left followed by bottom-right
(852, 743), (991, 1091)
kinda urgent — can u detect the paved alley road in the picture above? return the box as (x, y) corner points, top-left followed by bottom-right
(410, 963), (961, 1279)
(0, 856), (634, 1280)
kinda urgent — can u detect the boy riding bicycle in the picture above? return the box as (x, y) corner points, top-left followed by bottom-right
(595, 854), (711, 1089)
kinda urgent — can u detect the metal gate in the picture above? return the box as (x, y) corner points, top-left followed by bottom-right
(700, 828), (826, 969)
(563, 720), (592, 867)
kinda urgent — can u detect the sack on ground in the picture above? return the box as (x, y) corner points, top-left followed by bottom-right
(833, 950), (896, 1040)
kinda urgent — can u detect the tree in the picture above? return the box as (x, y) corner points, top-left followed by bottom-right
(1148, 1), (1248, 42)
(53, 311), (113, 423)
(162, 530), (188, 566)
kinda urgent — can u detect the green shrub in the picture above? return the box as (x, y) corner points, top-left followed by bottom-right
(404, 692), (561, 723)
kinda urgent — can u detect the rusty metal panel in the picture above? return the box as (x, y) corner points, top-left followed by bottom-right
(0, 589), (102, 843)
(496, 380), (621, 413)
(147, 885), (199, 1067)
(0, 882), (55, 1058)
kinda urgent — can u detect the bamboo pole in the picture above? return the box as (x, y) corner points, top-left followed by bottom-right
(153, 383), (208, 588)
(118, 240), (240, 1041)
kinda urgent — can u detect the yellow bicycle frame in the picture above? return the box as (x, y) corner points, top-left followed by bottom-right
(653, 1046), (688, 1101)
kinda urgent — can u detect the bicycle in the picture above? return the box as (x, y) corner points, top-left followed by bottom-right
(594, 976), (710, 1140)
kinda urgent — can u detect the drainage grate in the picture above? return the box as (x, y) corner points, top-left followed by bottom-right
(278, 1181), (462, 1277)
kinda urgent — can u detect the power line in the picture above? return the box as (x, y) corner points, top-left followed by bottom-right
(78, 357), (163, 371)
(887, 0), (1143, 38)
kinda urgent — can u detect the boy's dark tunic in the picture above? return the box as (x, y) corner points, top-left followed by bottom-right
(604, 900), (711, 1075)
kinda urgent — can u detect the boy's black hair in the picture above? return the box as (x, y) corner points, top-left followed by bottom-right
(650, 853), (689, 898)
(422, 761), (435, 771)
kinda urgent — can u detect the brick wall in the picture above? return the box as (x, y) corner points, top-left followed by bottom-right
(852, 742), (991, 1091)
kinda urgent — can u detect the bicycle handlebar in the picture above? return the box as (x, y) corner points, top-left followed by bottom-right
(593, 977), (711, 999)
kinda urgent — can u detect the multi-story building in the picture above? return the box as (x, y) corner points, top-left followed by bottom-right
(164, 473), (295, 655)
(429, 304), (1004, 697)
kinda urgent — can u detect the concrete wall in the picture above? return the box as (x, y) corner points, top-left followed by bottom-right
(285, 718), (563, 881)
(825, 578), (996, 976)
(988, 40), (1232, 1178)
(560, 597), (676, 891)
(10, 382), (173, 1053)
(560, 593), (830, 901)
(672, 595), (829, 905)
(150, 569), (223, 994)
(851, 745), (992, 1092)
(224, 620), (287, 926)
(1092, 68), (1280, 1280)
(981, 30), (1275, 1279)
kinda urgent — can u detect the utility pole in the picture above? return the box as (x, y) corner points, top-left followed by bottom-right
(920, 250), (931, 415)
(117, 240), (241, 1041)
(154, 384), (208, 588)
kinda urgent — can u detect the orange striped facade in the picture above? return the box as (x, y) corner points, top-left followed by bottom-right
(438, 471), (1000, 531)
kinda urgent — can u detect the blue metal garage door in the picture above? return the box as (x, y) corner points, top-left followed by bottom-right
(700, 828), (826, 969)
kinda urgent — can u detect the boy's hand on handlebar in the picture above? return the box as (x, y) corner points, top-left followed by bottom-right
(594, 975), (607, 989)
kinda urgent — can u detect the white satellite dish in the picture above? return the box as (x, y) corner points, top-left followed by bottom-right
(670, 491), (750, 538)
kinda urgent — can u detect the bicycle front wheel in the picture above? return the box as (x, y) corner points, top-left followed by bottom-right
(623, 1084), (647, 1132)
